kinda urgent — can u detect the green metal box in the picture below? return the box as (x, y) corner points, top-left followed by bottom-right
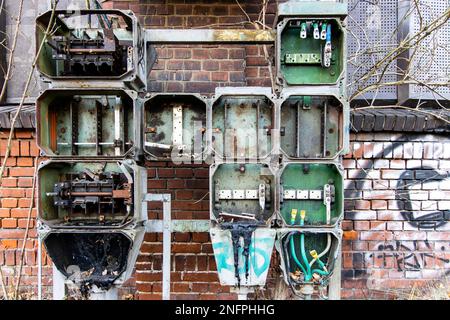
(36, 89), (140, 159)
(210, 163), (276, 225)
(36, 9), (147, 91)
(279, 163), (344, 227)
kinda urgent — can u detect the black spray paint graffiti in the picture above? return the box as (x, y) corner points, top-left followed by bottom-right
(349, 135), (450, 229)
(376, 240), (449, 273)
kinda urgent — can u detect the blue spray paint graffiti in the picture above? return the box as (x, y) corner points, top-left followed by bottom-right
(212, 238), (272, 278)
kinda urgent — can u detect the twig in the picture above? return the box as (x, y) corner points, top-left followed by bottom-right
(13, 156), (38, 300)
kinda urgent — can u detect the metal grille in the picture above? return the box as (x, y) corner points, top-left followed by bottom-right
(408, 0), (450, 98)
(347, 0), (399, 100)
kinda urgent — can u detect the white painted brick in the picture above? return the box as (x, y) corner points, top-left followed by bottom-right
(403, 142), (413, 159)
(373, 180), (389, 190)
(408, 191), (429, 201)
(436, 223), (450, 231)
(429, 190), (450, 200)
(406, 160), (422, 169)
(423, 142), (434, 159)
(393, 144), (403, 159)
(390, 160), (405, 169)
(440, 179), (450, 190)
(433, 143), (444, 159)
(364, 142), (373, 158)
(363, 190), (396, 200)
(437, 201), (450, 210)
(421, 201), (438, 211)
(343, 159), (356, 168)
(377, 211), (405, 221)
(422, 160), (438, 168)
(373, 142), (384, 159)
(348, 211), (377, 220)
(439, 160), (450, 169)
(403, 223), (419, 231)
(443, 143), (450, 159)
(405, 271), (422, 279)
(421, 180), (440, 190)
(383, 142), (392, 158)
(381, 170), (404, 179)
(413, 143), (423, 159)
(386, 222), (402, 230)
(374, 159), (389, 169)
(409, 201), (422, 210)
(394, 231), (427, 240)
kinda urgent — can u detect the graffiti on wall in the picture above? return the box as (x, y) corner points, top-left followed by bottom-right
(348, 135), (450, 229)
(375, 240), (449, 273)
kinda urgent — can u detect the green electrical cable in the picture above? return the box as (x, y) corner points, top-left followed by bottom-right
(289, 236), (307, 276)
(300, 234), (313, 281)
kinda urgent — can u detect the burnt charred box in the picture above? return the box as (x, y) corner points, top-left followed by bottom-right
(36, 9), (147, 91)
(144, 94), (207, 162)
(36, 89), (142, 159)
(40, 227), (145, 291)
(37, 160), (147, 229)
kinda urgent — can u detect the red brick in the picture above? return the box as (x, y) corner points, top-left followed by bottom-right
(10, 140), (20, 156)
(1, 198), (17, 208)
(8, 167), (34, 177)
(29, 141), (40, 157)
(1, 218), (17, 228)
(0, 208), (10, 218)
(1, 239), (17, 249)
(20, 141), (30, 156)
(1, 178), (17, 187)
(343, 230), (358, 240)
(0, 188), (26, 197)
(15, 131), (33, 139)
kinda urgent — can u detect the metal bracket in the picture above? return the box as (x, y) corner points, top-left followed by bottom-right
(172, 105), (183, 149)
(145, 29), (275, 44)
(143, 193), (171, 301)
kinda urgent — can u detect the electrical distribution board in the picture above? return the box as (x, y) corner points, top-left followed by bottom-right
(274, 0), (348, 299)
(35, 1), (349, 299)
(36, 9), (148, 296)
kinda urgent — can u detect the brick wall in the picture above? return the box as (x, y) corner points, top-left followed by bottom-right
(0, 130), (52, 299)
(0, 0), (449, 300)
(342, 133), (450, 299)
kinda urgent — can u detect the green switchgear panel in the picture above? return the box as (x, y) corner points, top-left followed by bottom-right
(280, 95), (345, 159)
(211, 163), (275, 224)
(35, 8), (148, 296)
(278, 18), (345, 85)
(280, 163), (343, 227)
(36, 9), (147, 91)
(38, 160), (145, 229)
(37, 89), (136, 158)
(144, 94), (207, 161)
